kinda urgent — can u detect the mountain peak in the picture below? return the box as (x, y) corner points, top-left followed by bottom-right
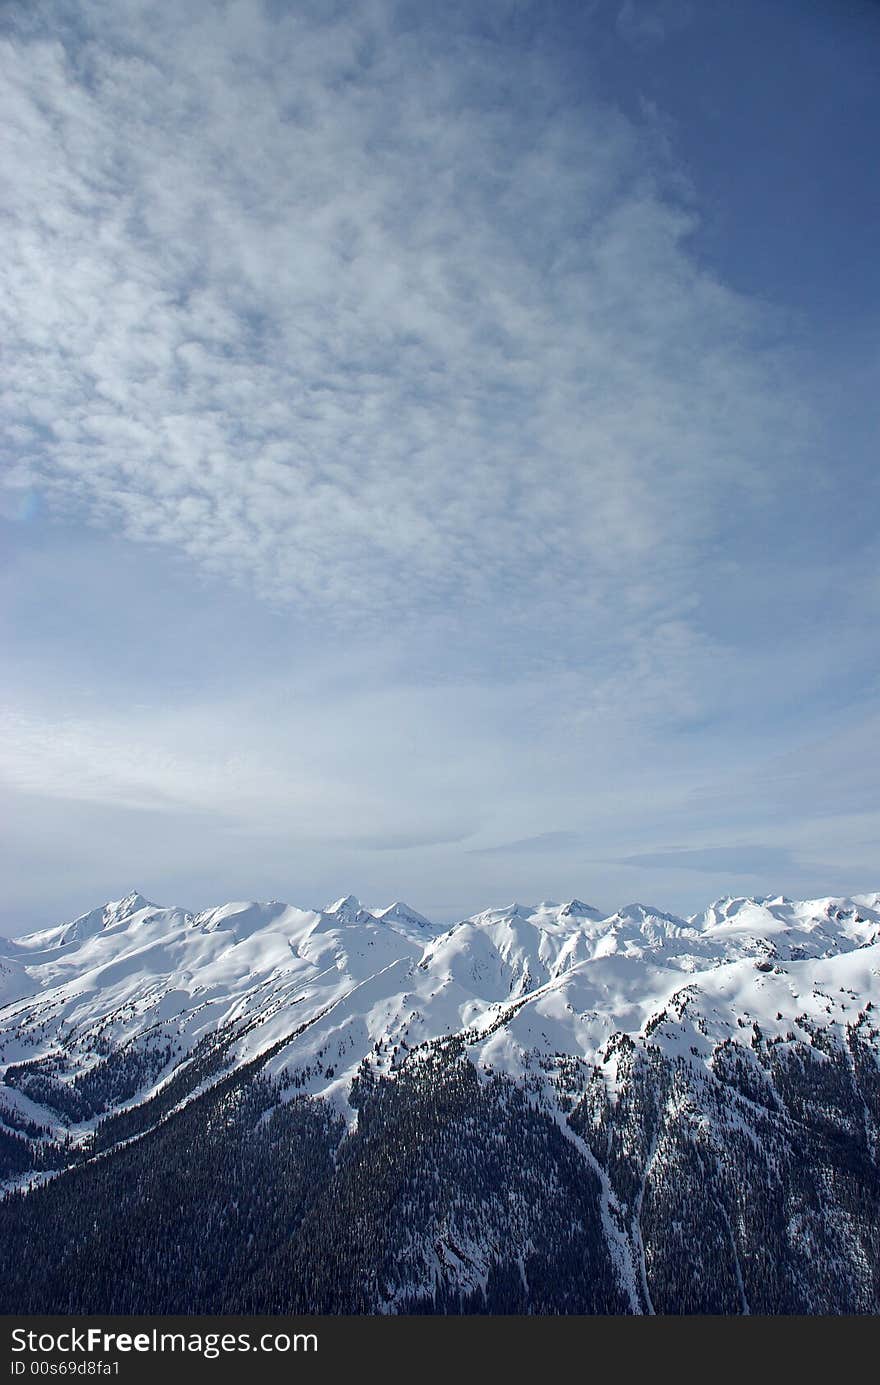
(108, 891), (155, 921)
(375, 900), (433, 930)
(559, 899), (603, 920)
(616, 902), (686, 926)
(324, 895), (376, 925)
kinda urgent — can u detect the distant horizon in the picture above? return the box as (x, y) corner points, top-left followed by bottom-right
(7, 877), (880, 940)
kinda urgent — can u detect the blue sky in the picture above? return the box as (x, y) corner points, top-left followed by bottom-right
(2, 0), (878, 931)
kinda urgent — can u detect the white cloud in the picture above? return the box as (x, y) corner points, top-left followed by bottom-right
(5, 2), (869, 932)
(0, 1), (802, 641)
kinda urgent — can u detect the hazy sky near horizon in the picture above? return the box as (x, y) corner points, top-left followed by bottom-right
(2, 0), (878, 932)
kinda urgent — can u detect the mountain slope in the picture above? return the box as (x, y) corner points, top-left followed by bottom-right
(0, 888), (878, 1312)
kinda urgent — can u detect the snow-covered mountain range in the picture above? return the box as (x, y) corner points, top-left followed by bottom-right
(1, 887), (878, 1313)
(2, 887), (878, 1125)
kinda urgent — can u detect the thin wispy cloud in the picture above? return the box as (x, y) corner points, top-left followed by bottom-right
(619, 845), (807, 876)
(616, 0), (693, 49)
(468, 831), (583, 857)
